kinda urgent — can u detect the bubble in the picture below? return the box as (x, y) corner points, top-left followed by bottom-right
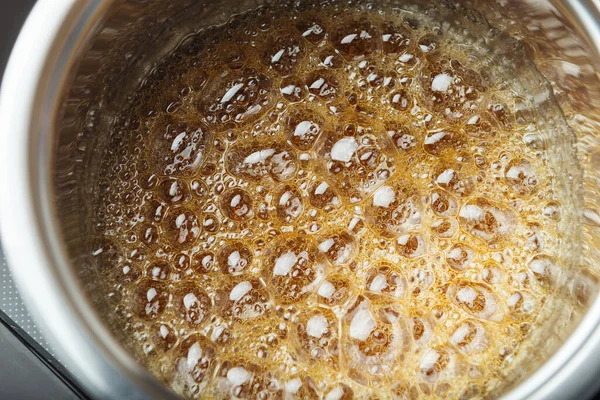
(139, 223), (160, 248)
(458, 199), (514, 243)
(220, 188), (254, 220)
(152, 323), (178, 352)
(132, 279), (169, 320)
(174, 253), (191, 270)
(417, 34), (437, 53)
(225, 142), (298, 182)
(217, 241), (253, 274)
(390, 89), (412, 111)
(410, 316), (434, 345)
(390, 381), (419, 400)
(146, 261), (171, 280)
(481, 261), (505, 285)
(381, 22), (411, 55)
(306, 70), (340, 100)
(396, 234), (427, 259)
(528, 254), (560, 288)
(506, 290), (539, 320)
(319, 48), (344, 69)
(163, 207), (202, 248)
(169, 335), (215, 393)
(276, 185), (304, 222)
(173, 282), (212, 325)
(431, 218), (458, 238)
(158, 178), (191, 204)
(200, 69), (273, 125)
(263, 35), (305, 75)
(449, 320), (487, 354)
(286, 107), (326, 150)
(332, 20), (379, 59)
(365, 185), (421, 238)
(343, 297), (408, 383)
(296, 17), (326, 44)
(445, 244), (475, 271)
(293, 308), (339, 366)
(424, 130), (462, 156)
(318, 231), (358, 267)
(151, 117), (211, 176)
(214, 360), (281, 399)
(505, 158), (538, 195)
(448, 282), (503, 321)
(430, 190), (459, 216)
(463, 113), (495, 138)
(192, 251), (215, 273)
(202, 213), (220, 232)
(386, 123), (417, 152)
(285, 376), (320, 398)
(217, 278), (271, 322)
(365, 264), (406, 299)
(308, 180), (341, 210)
(317, 121), (399, 199)
(317, 273), (354, 306)
(264, 234), (326, 304)
(324, 383), (354, 400)
(144, 199), (167, 222)
(280, 76), (308, 102)
(418, 347), (456, 384)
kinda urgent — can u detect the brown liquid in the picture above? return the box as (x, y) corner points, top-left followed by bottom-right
(94, 2), (564, 398)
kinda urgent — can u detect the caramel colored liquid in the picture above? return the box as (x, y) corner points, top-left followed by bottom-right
(94, 2), (564, 398)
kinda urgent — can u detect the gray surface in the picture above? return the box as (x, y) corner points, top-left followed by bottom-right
(0, 318), (79, 400)
(1, 254), (52, 354)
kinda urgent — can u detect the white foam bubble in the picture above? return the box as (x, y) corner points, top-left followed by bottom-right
(425, 131), (449, 145)
(160, 325), (169, 339)
(271, 49), (285, 63)
(399, 53), (414, 63)
(273, 251), (298, 276)
(419, 349), (440, 370)
(315, 181), (329, 195)
(341, 34), (357, 44)
(507, 292), (522, 307)
(318, 280), (336, 299)
(373, 185), (395, 208)
(350, 308), (376, 341)
(146, 288), (157, 302)
(227, 366), (251, 386)
(186, 342), (202, 370)
(436, 169), (455, 185)
(331, 137), (358, 162)
(369, 274), (388, 293)
(326, 386), (344, 400)
(285, 378), (303, 394)
(307, 313), (329, 338)
(228, 250), (241, 269)
(230, 281), (252, 301)
(230, 194), (241, 208)
(460, 204), (485, 221)
(450, 323), (470, 344)
(243, 149), (276, 165)
(457, 286), (477, 305)
(280, 85), (296, 95)
(221, 83), (244, 103)
(183, 293), (199, 310)
(294, 121), (316, 140)
(431, 73), (452, 92)
(319, 238), (335, 253)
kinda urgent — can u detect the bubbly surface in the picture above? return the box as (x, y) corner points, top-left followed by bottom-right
(94, 2), (566, 398)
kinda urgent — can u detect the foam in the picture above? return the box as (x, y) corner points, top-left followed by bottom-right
(95, 2), (565, 398)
